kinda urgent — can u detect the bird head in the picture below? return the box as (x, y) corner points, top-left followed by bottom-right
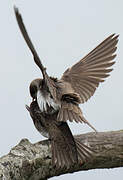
(30, 78), (48, 101)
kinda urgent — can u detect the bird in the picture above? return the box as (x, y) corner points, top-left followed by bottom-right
(14, 6), (118, 168)
(26, 101), (93, 168)
(14, 6), (119, 130)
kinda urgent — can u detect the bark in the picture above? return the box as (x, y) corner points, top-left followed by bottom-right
(0, 130), (123, 180)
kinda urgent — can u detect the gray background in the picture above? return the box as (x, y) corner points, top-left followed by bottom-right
(0, 0), (123, 179)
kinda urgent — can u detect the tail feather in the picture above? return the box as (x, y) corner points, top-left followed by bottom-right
(77, 147), (87, 162)
(82, 117), (97, 132)
(75, 138), (94, 164)
(51, 140), (57, 166)
(51, 139), (77, 169)
(56, 147), (62, 167)
(77, 139), (93, 156)
(63, 150), (71, 168)
(51, 137), (94, 168)
(58, 149), (65, 168)
(50, 121), (78, 169)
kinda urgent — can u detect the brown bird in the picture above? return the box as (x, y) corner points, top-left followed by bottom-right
(26, 101), (93, 168)
(14, 6), (118, 130)
(14, 6), (118, 167)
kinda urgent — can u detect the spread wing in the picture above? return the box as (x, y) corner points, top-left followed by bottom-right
(14, 7), (57, 100)
(61, 34), (119, 103)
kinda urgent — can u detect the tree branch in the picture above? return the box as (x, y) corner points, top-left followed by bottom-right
(0, 130), (123, 180)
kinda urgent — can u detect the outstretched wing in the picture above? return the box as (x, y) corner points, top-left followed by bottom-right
(14, 7), (57, 100)
(61, 34), (119, 103)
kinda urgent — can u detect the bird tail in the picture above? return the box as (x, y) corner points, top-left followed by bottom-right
(50, 122), (78, 169)
(74, 138), (94, 164)
(51, 139), (78, 169)
(51, 137), (94, 169)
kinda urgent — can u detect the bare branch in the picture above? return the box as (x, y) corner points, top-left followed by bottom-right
(0, 130), (123, 180)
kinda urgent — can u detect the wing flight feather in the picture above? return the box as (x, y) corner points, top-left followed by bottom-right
(61, 34), (118, 103)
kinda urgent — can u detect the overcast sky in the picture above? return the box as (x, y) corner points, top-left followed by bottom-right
(0, 0), (123, 179)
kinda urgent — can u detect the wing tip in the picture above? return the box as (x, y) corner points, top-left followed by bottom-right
(14, 5), (22, 23)
(111, 33), (119, 38)
(111, 33), (119, 42)
(14, 5), (19, 14)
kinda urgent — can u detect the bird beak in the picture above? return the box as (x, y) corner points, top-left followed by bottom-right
(25, 105), (30, 112)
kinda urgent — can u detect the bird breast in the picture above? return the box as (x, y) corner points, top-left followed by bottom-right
(34, 118), (49, 138)
(37, 90), (60, 112)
